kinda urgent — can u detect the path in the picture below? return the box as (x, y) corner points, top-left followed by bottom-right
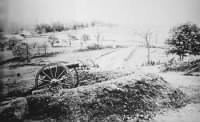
(95, 46), (147, 70)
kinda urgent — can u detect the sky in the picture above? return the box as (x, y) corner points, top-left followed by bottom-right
(1, 0), (200, 32)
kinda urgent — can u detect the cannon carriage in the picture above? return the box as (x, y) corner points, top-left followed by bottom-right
(34, 60), (98, 93)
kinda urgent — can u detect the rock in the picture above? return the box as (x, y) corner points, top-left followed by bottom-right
(0, 97), (28, 121)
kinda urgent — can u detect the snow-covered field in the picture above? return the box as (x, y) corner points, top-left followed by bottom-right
(0, 26), (200, 121)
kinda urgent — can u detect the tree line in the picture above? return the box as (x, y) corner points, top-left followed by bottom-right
(35, 22), (96, 34)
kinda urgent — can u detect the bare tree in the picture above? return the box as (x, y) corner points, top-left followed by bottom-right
(80, 34), (89, 48)
(154, 33), (158, 45)
(68, 39), (71, 47)
(41, 41), (49, 55)
(95, 27), (103, 45)
(96, 32), (101, 45)
(137, 30), (153, 64)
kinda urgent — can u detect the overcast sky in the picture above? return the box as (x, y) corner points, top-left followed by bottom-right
(2, 0), (200, 31)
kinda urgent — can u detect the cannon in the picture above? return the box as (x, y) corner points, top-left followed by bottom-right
(34, 60), (98, 93)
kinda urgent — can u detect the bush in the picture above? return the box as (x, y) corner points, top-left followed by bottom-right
(12, 42), (31, 63)
(8, 37), (22, 50)
(86, 44), (102, 50)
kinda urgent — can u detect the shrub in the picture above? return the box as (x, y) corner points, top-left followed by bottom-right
(12, 42), (31, 63)
(86, 44), (103, 50)
(8, 37), (22, 50)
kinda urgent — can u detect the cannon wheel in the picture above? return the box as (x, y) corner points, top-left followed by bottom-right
(57, 61), (79, 87)
(35, 63), (75, 92)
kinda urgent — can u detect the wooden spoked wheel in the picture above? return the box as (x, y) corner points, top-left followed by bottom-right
(57, 61), (79, 87)
(35, 63), (75, 92)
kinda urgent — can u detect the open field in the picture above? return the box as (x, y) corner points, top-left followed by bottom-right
(0, 26), (200, 122)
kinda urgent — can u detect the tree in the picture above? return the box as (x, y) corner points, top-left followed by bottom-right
(96, 33), (101, 44)
(137, 30), (153, 64)
(8, 37), (22, 50)
(41, 41), (49, 55)
(80, 34), (89, 48)
(167, 23), (200, 60)
(12, 42), (31, 63)
(48, 34), (57, 47)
